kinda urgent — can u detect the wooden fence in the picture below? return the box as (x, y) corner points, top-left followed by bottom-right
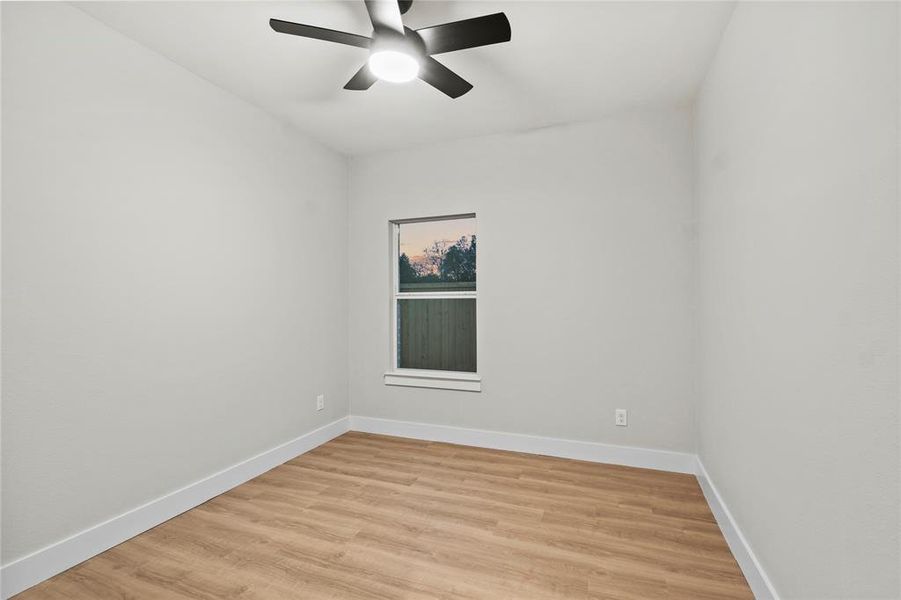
(398, 298), (476, 372)
(399, 281), (476, 293)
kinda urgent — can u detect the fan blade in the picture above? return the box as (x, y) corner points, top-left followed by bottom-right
(344, 64), (378, 90)
(364, 0), (405, 35)
(269, 18), (371, 49)
(416, 13), (510, 55)
(419, 56), (473, 98)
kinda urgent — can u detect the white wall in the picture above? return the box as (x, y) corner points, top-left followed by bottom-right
(695, 2), (900, 598)
(1, 2), (348, 564)
(348, 110), (696, 452)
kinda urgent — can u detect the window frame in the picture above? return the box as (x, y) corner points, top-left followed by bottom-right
(385, 213), (481, 392)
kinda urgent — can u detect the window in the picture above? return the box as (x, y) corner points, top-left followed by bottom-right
(385, 214), (480, 392)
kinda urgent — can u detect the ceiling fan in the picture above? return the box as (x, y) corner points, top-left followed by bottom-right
(269, 0), (511, 99)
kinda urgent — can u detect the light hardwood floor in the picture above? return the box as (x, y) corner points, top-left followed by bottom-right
(16, 432), (753, 599)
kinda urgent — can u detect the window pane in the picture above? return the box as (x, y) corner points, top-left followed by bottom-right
(398, 298), (476, 372)
(398, 218), (476, 292)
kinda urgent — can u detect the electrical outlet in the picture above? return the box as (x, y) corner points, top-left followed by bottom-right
(316, 394), (324, 411)
(615, 409), (628, 427)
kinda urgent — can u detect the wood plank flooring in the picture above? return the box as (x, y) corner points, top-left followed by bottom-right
(16, 432), (753, 599)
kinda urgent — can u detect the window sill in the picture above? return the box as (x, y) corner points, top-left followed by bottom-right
(384, 370), (481, 392)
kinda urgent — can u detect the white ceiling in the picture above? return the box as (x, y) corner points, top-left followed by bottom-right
(76, 1), (734, 155)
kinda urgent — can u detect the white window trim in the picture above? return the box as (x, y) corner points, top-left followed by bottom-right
(384, 369), (482, 392)
(386, 214), (480, 392)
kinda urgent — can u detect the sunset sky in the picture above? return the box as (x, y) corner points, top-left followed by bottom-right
(399, 218), (476, 265)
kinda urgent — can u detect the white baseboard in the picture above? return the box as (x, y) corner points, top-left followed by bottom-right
(351, 416), (775, 599)
(0, 416), (351, 600)
(1, 415), (775, 600)
(349, 415), (698, 474)
(696, 459), (780, 600)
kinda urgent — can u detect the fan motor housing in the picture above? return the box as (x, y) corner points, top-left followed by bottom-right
(369, 27), (425, 59)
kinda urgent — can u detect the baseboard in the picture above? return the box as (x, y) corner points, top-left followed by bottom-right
(350, 416), (776, 598)
(0, 416), (351, 599)
(349, 415), (697, 474)
(696, 458), (780, 600)
(2, 416), (775, 600)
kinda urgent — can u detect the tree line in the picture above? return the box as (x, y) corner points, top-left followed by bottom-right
(399, 235), (476, 284)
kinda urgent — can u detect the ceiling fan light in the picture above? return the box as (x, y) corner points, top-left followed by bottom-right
(368, 50), (420, 83)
